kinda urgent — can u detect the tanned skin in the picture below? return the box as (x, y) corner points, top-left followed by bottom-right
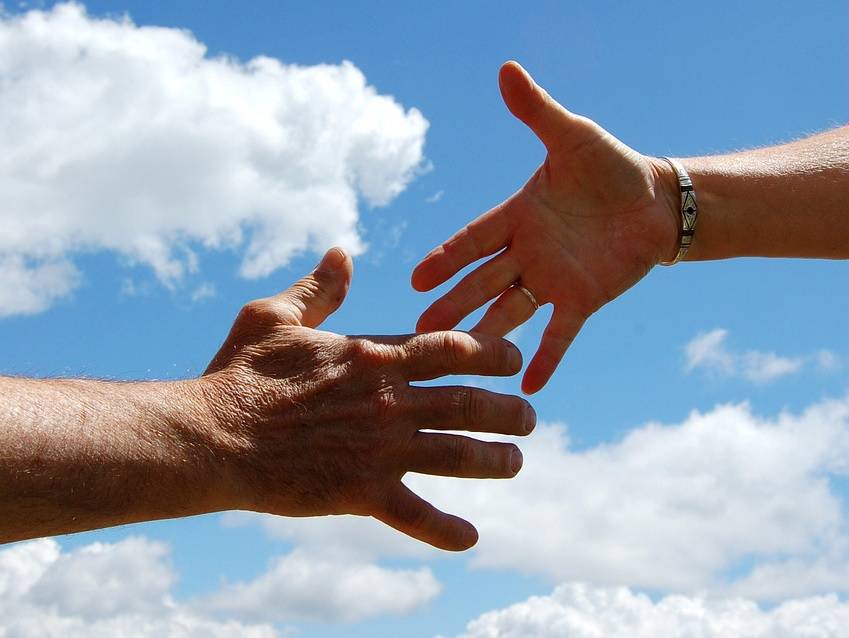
(414, 61), (849, 394)
(1, 248), (536, 551)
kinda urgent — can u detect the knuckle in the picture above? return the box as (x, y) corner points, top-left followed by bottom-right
(295, 275), (338, 309)
(445, 229), (468, 257)
(348, 338), (394, 367)
(439, 332), (459, 368)
(459, 388), (486, 427)
(237, 299), (279, 326)
(440, 331), (473, 368)
(405, 501), (432, 530)
(346, 337), (372, 361)
(448, 437), (474, 473)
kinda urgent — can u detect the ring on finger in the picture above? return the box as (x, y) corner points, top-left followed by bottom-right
(513, 282), (539, 310)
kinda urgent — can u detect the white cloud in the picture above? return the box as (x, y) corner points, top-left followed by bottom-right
(0, 535), (444, 635)
(190, 282), (216, 303)
(239, 395), (849, 601)
(0, 536), (439, 635)
(451, 582), (849, 638)
(196, 548), (440, 623)
(0, 537), (276, 637)
(425, 189), (444, 203)
(449, 400), (849, 599)
(453, 398), (849, 600)
(741, 350), (804, 383)
(0, 255), (79, 315)
(26, 537), (174, 619)
(0, 535), (61, 598)
(0, 2), (428, 315)
(685, 328), (805, 383)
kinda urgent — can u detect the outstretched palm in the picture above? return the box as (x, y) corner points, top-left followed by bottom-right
(412, 61), (679, 393)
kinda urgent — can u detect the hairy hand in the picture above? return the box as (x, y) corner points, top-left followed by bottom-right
(413, 61), (680, 393)
(198, 248), (534, 551)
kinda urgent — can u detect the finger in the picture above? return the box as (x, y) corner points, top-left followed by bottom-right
(522, 309), (585, 394)
(407, 432), (523, 479)
(416, 251), (519, 332)
(470, 285), (538, 337)
(373, 483), (479, 551)
(267, 247), (353, 328)
(499, 60), (592, 153)
(386, 331), (522, 381)
(411, 204), (515, 292)
(407, 385), (536, 436)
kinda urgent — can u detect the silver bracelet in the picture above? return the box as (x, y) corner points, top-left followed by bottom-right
(659, 156), (698, 266)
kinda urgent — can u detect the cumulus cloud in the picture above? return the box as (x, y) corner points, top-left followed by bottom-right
(0, 537), (275, 637)
(196, 548), (440, 623)
(451, 582), (849, 638)
(0, 2), (427, 315)
(683, 328), (829, 383)
(238, 395), (849, 601)
(0, 256), (80, 315)
(0, 536), (439, 635)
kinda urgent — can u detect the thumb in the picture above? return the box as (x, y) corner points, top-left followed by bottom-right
(498, 60), (588, 152)
(272, 247), (353, 328)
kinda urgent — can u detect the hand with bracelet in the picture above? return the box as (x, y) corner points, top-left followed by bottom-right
(413, 61), (849, 393)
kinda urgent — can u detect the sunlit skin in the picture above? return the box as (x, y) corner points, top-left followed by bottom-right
(0, 248), (535, 551)
(413, 61), (849, 394)
(3, 62), (848, 553)
(413, 61), (679, 394)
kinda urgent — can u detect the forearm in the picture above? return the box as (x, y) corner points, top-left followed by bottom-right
(0, 376), (226, 543)
(673, 126), (849, 261)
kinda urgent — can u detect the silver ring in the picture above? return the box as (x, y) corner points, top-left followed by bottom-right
(514, 283), (539, 310)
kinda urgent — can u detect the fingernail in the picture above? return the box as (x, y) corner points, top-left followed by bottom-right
(316, 248), (346, 274)
(523, 404), (537, 433)
(510, 448), (523, 475)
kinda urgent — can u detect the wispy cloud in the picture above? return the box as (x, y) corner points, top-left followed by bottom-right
(425, 189), (444, 204)
(684, 328), (836, 384)
(190, 282), (216, 303)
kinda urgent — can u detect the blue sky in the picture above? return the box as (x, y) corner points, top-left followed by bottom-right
(1, 1), (848, 636)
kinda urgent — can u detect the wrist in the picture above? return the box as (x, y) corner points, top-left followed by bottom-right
(183, 374), (263, 512)
(154, 379), (247, 515)
(647, 155), (683, 264)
